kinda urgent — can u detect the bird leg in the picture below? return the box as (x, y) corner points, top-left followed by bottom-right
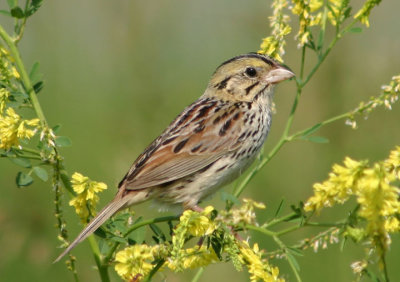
(183, 202), (204, 212)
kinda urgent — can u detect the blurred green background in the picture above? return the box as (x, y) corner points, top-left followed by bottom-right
(1, 0), (399, 281)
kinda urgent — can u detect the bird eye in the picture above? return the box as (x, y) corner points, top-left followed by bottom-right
(245, 67), (257, 77)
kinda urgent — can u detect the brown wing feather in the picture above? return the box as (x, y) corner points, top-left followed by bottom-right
(120, 98), (244, 190)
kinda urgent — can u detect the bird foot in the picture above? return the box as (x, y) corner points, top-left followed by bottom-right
(183, 203), (204, 212)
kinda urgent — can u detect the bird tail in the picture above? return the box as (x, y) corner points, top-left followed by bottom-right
(53, 191), (132, 263)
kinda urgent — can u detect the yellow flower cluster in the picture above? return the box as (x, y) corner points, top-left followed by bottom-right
(327, 0), (350, 26)
(305, 147), (400, 249)
(0, 88), (9, 112)
(115, 207), (219, 281)
(0, 47), (20, 83)
(239, 241), (284, 282)
(114, 244), (164, 281)
(114, 203), (285, 281)
(305, 157), (367, 210)
(181, 206), (218, 237)
(0, 107), (40, 149)
(69, 172), (107, 222)
(170, 206), (217, 271)
(167, 245), (219, 271)
(259, 0), (292, 62)
(354, 0), (382, 27)
(220, 198), (266, 225)
(290, 0), (323, 47)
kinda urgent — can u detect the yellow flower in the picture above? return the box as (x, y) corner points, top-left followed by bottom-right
(385, 146), (400, 179)
(305, 147), (400, 256)
(291, 0), (323, 47)
(258, 0), (292, 61)
(0, 47), (20, 82)
(0, 107), (39, 149)
(356, 164), (400, 239)
(327, 0), (350, 26)
(167, 245), (218, 271)
(304, 157), (367, 212)
(354, 0), (382, 27)
(170, 206), (218, 271)
(179, 206), (217, 237)
(68, 172), (107, 222)
(219, 198), (266, 227)
(238, 241), (284, 282)
(0, 88), (10, 112)
(115, 244), (156, 281)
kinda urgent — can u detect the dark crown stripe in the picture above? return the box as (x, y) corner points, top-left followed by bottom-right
(216, 53), (275, 71)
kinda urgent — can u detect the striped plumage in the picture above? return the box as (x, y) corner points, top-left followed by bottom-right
(54, 53), (294, 262)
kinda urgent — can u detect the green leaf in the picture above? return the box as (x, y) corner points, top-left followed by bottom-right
(220, 191), (241, 206)
(149, 223), (163, 237)
(29, 62), (42, 83)
(274, 199), (285, 218)
(26, 0), (43, 17)
(128, 217), (146, 243)
(10, 91), (29, 100)
(9, 157), (32, 168)
(55, 136), (72, 147)
(6, 0), (17, 8)
(317, 29), (324, 51)
(109, 236), (127, 244)
(343, 7), (352, 19)
(287, 247), (304, 257)
(306, 136), (329, 143)
(94, 227), (108, 239)
(52, 124), (62, 134)
(10, 6), (24, 18)
(286, 252), (300, 271)
(349, 27), (363, 33)
(16, 172), (34, 187)
(60, 172), (75, 195)
(210, 233), (223, 260)
(32, 0), (43, 6)
(317, 7), (328, 51)
(300, 123), (322, 137)
(33, 81), (44, 93)
(33, 166), (48, 181)
(0, 10), (11, 16)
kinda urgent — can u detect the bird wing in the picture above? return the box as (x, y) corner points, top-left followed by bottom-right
(120, 98), (245, 190)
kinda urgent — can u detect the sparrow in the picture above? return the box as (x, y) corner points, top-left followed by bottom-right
(54, 53), (294, 262)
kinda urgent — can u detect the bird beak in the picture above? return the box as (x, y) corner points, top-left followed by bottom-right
(265, 66), (295, 84)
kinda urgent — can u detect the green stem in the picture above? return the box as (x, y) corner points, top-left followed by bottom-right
(299, 46), (306, 80)
(88, 235), (110, 282)
(234, 19), (361, 198)
(305, 222), (344, 228)
(234, 41), (308, 198)
(13, 0), (29, 45)
(262, 212), (298, 228)
(191, 267), (205, 282)
(103, 215), (180, 264)
(0, 25), (48, 127)
(273, 236), (302, 282)
(301, 19), (358, 87)
(0, 154), (41, 160)
(16, 146), (41, 155)
(143, 259), (166, 282)
(243, 224), (277, 237)
(276, 225), (302, 236)
(53, 159), (79, 280)
(290, 112), (350, 141)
